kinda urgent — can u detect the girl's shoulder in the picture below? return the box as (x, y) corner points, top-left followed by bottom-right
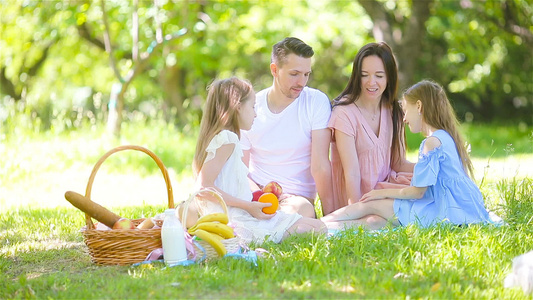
(430, 130), (456, 147)
(418, 130), (451, 159)
(421, 136), (442, 155)
(209, 130), (239, 148)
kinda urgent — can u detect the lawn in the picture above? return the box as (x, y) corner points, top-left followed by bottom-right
(1, 121), (532, 298)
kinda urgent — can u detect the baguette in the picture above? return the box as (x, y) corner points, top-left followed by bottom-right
(64, 191), (121, 228)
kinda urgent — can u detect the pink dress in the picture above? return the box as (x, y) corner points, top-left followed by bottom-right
(328, 103), (412, 211)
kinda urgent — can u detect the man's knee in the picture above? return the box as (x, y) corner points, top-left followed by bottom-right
(280, 195), (316, 218)
(298, 202), (317, 218)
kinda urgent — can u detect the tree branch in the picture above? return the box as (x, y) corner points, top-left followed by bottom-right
(502, 0), (533, 45)
(0, 66), (20, 100)
(154, 0), (163, 43)
(132, 0), (139, 62)
(77, 22), (106, 50)
(100, 0), (124, 83)
(27, 38), (57, 77)
(77, 22), (133, 60)
(473, 0), (533, 46)
(125, 29), (187, 84)
(1, 37), (58, 100)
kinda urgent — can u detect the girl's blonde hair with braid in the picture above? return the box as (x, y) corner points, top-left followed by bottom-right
(403, 80), (474, 179)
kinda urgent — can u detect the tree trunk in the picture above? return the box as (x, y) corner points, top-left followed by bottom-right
(357, 0), (433, 90)
(395, 1), (432, 90)
(159, 65), (186, 124)
(106, 83), (123, 136)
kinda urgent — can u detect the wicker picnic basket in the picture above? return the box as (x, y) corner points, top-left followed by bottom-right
(80, 145), (174, 265)
(180, 188), (241, 260)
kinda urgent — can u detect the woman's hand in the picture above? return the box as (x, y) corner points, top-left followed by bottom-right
(360, 190), (390, 202)
(362, 186), (427, 201)
(244, 201), (275, 220)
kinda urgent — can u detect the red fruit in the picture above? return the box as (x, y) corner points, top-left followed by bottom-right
(262, 181), (283, 198)
(252, 190), (264, 202)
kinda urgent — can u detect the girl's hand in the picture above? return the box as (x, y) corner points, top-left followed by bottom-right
(246, 201), (275, 220)
(360, 190), (388, 202)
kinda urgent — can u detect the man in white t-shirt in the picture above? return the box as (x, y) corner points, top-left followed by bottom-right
(241, 37), (333, 218)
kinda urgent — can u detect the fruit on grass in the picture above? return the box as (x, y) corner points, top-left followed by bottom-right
(258, 193), (279, 214)
(262, 181), (283, 198)
(252, 190), (264, 202)
(194, 229), (227, 257)
(112, 218), (136, 230)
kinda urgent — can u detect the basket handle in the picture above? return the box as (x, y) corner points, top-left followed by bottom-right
(180, 187), (227, 227)
(84, 145), (174, 229)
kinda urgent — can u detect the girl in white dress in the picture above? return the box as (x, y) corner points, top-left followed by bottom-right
(191, 77), (326, 243)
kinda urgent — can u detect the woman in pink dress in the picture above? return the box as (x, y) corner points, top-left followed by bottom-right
(324, 42), (414, 220)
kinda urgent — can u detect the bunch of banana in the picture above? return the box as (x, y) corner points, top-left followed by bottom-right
(188, 213), (234, 257)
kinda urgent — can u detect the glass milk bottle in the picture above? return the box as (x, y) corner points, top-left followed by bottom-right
(161, 208), (187, 264)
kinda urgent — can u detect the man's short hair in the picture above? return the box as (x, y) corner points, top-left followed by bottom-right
(271, 37), (314, 67)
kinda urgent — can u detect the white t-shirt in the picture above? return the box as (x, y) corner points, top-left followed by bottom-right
(240, 86), (331, 199)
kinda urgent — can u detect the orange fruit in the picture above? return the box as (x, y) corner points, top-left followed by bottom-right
(258, 193), (279, 214)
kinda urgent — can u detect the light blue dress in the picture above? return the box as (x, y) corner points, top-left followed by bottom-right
(393, 130), (490, 227)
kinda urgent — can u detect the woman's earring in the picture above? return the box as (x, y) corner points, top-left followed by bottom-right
(418, 111), (421, 116)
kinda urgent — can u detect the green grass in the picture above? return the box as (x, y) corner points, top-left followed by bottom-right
(1, 121), (533, 298)
(2, 191), (533, 298)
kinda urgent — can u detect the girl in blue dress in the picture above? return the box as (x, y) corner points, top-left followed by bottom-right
(321, 80), (491, 229)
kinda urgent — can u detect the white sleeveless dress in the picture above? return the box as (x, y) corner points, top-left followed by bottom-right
(198, 130), (302, 244)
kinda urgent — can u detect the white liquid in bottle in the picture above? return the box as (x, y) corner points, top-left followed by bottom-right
(161, 208), (187, 264)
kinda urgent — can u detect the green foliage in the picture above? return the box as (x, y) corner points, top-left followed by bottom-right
(422, 0), (532, 123)
(497, 177), (533, 225)
(3, 0), (529, 137)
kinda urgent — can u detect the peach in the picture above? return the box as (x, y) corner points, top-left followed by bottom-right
(112, 218), (136, 230)
(262, 181), (283, 198)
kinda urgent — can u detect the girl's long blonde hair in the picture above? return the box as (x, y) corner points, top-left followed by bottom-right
(192, 77), (253, 176)
(403, 80), (474, 178)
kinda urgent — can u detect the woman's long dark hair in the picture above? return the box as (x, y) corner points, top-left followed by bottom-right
(334, 42), (407, 166)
